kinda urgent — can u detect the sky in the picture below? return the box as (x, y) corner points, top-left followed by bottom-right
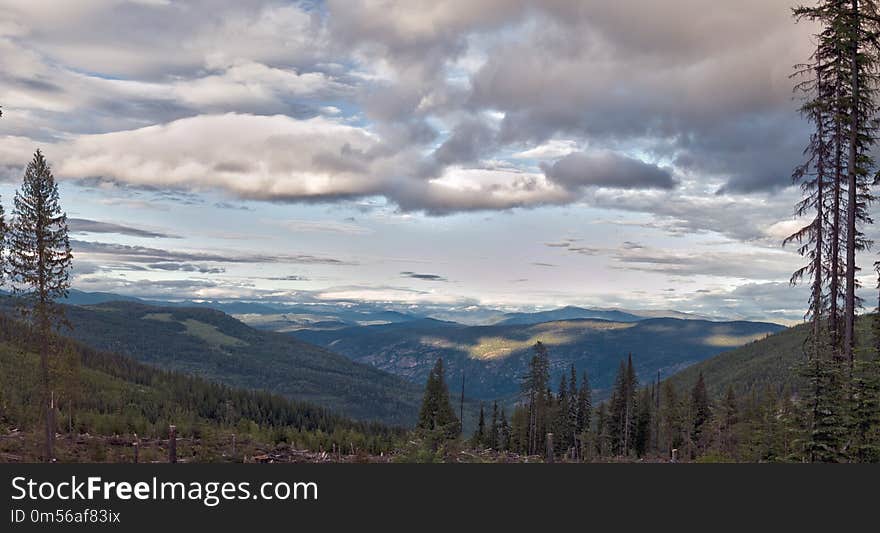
(0, 0), (872, 324)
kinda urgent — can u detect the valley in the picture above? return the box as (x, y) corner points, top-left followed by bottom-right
(292, 315), (784, 400)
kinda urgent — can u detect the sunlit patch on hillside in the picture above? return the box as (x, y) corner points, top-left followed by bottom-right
(702, 332), (772, 348)
(467, 333), (575, 360)
(143, 313), (247, 347)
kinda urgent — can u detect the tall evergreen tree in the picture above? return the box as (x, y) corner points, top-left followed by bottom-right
(6, 150), (73, 462)
(417, 358), (460, 440)
(690, 372), (712, 454)
(785, 41), (833, 359)
(522, 342), (551, 455)
(659, 380), (681, 457)
(554, 373), (571, 453)
(498, 407), (510, 452)
(488, 401), (499, 450)
(719, 386), (739, 458)
(576, 370), (592, 435)
(567, 365), (579, 447)
(634, 387), (653, 457)
(842, 0), (880, 364)
(595, 403), (610, 458)
(609, 355), (638, 456)
(473, 403), (486, 447)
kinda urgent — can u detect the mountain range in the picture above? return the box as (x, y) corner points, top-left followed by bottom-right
(43, 290), (802, 415)
(293, 316), (785, 401)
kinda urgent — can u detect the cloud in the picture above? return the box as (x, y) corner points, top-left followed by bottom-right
(275, 219), (373, 235)
(145, 262), (225, 274)
(68, 218), (180, 239)
(542, 151), (677, 191)
(0, 0), (821, 223)
(513, 140), (580, 160)
(401, 271), (448, 282)
(610, 245), (799, 281)
(56, 114), (389, 201)
(685, 282), (809, 323)
(263, 275), (310, 282)
(71, 240), (355, 266)
(432, 118), (497, 167)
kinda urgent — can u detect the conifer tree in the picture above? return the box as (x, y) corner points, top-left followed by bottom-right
(508, 405), (528, 454)
(690, 372), (712, 454)
(851, 358), (880, 461)
(488, 401), (499, 450)
(842, 0), (880, 363)
(659, 381), (682, 457)
(473, 403), (486, 447)
(554, 373), (571, 452)
(6, 150), (73, 462)
(576, 370), (592, 435)
(417, 358), (460, 440)
(567, 365), (579, 446)
(498, 407), (510, 452)
(522, 342), (551, 455)
(719, 386), (739, 458)
(634, 387), (653, 457)
(609, 355), (638, 456)
(785, 41), (833, 358)
(595, 403), (610, 458)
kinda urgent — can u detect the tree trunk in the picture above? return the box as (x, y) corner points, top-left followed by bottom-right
(844, 0), (860, 365)
(830, 135), (842, 357)
(814, 111), (825, 359)
(40, 332), (53, 462)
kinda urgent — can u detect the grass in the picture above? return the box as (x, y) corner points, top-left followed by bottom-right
(143, 313), (247, 348)
(181, 319), (248, 348)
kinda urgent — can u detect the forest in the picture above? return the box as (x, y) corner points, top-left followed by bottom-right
(412, 337), (878, 463)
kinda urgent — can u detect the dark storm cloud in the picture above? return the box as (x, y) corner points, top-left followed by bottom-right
(542, 152), (677, 191)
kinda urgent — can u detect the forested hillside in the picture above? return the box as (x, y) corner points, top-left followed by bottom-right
(0, 312), (402, 462)
(666, 316), (878, 397)
(0, 298), (425, 426)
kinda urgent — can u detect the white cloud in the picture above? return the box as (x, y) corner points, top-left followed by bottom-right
(513, 139), (580, 159)
(56, 113), (386, 200)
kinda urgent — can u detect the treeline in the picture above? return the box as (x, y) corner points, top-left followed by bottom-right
(413, 339), (879, 462)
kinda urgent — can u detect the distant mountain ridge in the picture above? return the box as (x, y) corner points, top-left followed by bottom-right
(497, 306), (644, 325)
(496, 306), (716, 325)
(294, 316), (785, 402)
(59, 290), (732, 331)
